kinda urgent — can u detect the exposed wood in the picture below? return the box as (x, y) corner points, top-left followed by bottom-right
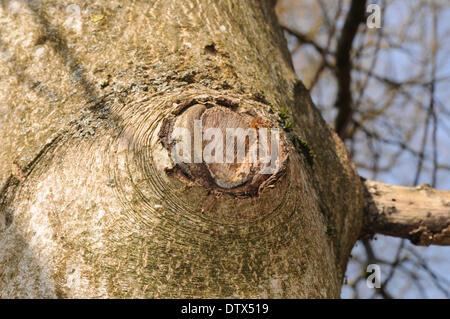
(362, 179), (450, 246)
(165, 100), (288, 194)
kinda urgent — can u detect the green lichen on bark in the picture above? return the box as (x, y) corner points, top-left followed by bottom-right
(291, 135), (315, 166)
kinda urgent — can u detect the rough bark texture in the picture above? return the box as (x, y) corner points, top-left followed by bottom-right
(0, 0), (364, 298)
(362, 179), (450, 246)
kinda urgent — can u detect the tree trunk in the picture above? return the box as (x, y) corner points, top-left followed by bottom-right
(0, 0), (364, 298)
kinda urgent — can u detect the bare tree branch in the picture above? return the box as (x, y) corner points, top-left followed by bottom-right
(281, 24), (327, 55)
(309, 0), (342, 90)
(334, 0), (367, 138)
(362, 179), (450, 246)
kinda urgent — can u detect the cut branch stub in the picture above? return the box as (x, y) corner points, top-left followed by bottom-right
(160, 98), (288, 196)
(201, 106), (257, 188)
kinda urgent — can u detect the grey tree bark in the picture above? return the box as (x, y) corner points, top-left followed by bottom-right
(0, 0), (447, 299)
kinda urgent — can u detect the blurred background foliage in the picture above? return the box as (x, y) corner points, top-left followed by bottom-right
(276, 0), (450, 298)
